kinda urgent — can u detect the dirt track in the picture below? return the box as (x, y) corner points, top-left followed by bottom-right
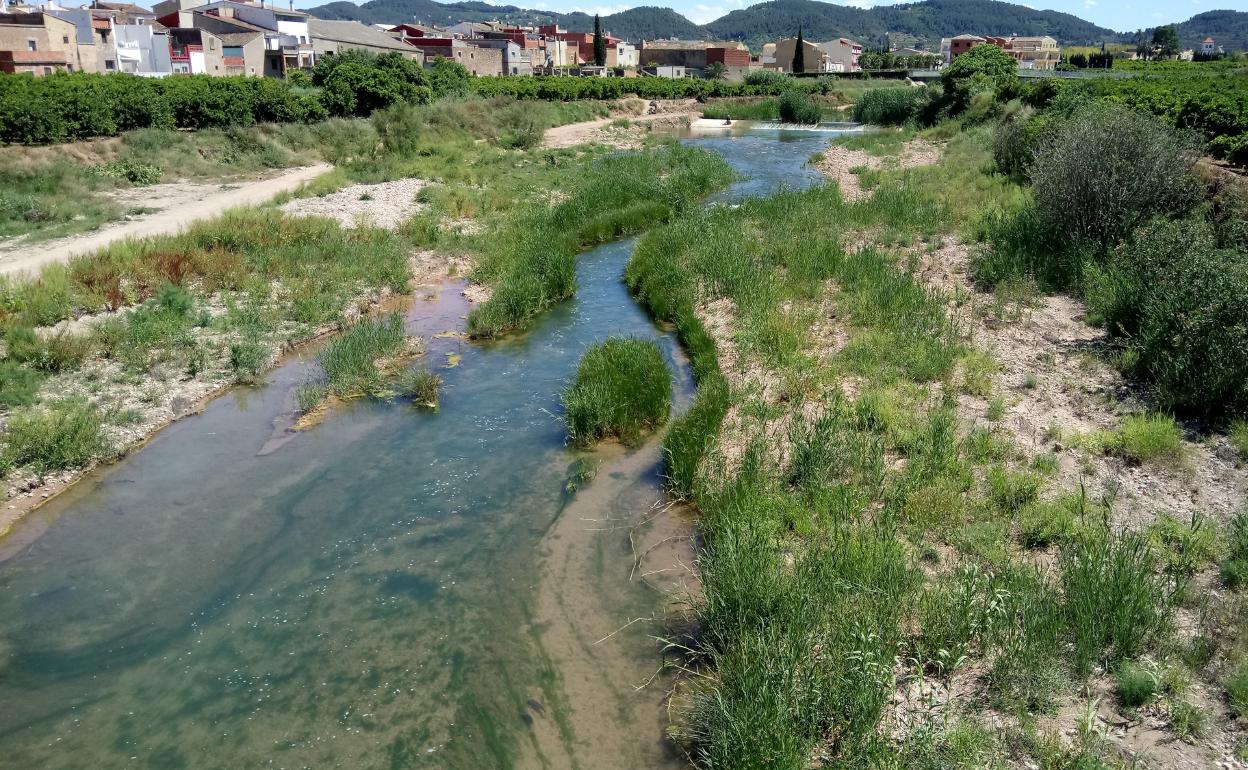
(0, 163), (332, 277)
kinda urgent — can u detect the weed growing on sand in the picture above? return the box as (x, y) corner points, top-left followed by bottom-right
(1115, 660), (1160, 707)
(2, 398), (107, 473)
(1061, 527), (1168, 675)
(1231, 420), (1248, 461)
(563, 337), (671, 446)
(1221, 511), (1248, 589)
(1114, 413), (1185, 464)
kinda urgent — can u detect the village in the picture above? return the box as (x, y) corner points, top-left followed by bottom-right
(0, 0), (1100, 80)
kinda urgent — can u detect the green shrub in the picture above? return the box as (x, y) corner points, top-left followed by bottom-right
(778, 90), (822, 125)
(1169, 700), (1208, 740)
(1114, 661), (1159, 707)
(1221, 511), (1248, 589)
(563, 337), (671, 446)
(87, 159), (162, 186)
(1231, 421), (1248, 460)
(992, 110), (1050, 182)
(1026, 104), (1203, 250)
(2, 398), (107, 472)
(0, 360), (43, 408)
(229, 337), (269, 384)
(1018, 497), (1080, 548)
(1226, 664), (1248, 716)
(1093, 219), (1248, 421)
(1146, 512), (1219, 580)
(4, 326), (90, 373)
(988, 465), (1043, 515)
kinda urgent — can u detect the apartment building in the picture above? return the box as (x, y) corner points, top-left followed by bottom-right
(940, 33), (1060, 70)
(0, 8), (119, 74)
(309, 19), (422, 61)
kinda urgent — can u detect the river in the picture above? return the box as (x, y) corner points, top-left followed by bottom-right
(0, 125), (850, 769)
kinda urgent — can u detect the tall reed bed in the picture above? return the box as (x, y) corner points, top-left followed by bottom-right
(563, 337), (672, 446)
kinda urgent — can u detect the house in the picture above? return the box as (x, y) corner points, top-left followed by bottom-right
(640, 64), (686, 78)
(45, 8), (119, 73)
(85, 1), (156, 25)
(168, 25), (220, 73)
(154, 0), (314, 71)
(771, 36), (828, 73)
(941, 34), (985, 66)
(639, 39), (748, 72)
(0, 11), (80, 74)
(309, 19), (422, 61)
(999, 35), (1060, 70)
(941, 33), (1059, 70)
(399, 37), (504, 76)
(113, 20), (171, 74)
(815, 37), (861, 72)
(1201, 37), (1220, 55)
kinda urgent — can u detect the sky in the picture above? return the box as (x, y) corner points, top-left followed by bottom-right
(482, 0), (1244, 29)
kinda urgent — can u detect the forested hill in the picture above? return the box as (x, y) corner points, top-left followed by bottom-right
(1173, 10), (1248, 51)
(301, 0), (1242, 53)
(706, 0), (1120, 49)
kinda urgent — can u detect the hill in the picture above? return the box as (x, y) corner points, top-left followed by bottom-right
(300, 0), (1243, 53)
(1173, 10), (1248, 52)
(704, 0), (1120, 49)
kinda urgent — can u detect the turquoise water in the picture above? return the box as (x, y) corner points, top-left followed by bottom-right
(0, 129), (833, 769)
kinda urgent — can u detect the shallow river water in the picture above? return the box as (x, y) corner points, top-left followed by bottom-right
(0, 126), (849, 769)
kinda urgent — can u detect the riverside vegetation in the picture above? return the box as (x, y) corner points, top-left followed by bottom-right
(563, 336), (672, 446)
(620, 43), (1247, 770)
(0, 93), (731, 506)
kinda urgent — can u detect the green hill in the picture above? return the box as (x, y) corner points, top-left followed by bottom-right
(299, 0), (1245, 54)
(704, 0), (1120, 49)
(1173, 10), (1248, 51)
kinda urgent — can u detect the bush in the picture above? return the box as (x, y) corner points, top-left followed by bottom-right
(563, 337), (672, 446)
(229, 337), (268, 384)
(88, 159), (162, 186)
(1090, 219), (1248, 420)
(852, 87), (928, 126)
(778, 90), (822, 125)
(2, 398), (107, 472)
(1226, 664), (1248, 717)
(1026, 104), (1203, 249)
(4, 326), (90, 373)
(992, 110), (1050, 182)
(1222, 511), (1248, 589)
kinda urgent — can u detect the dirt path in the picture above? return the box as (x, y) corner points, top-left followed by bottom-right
(542, 101), (700, 149)
(0, 163), (332, 277)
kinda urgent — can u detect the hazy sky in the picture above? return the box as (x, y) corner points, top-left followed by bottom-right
(497, 0), (1240, 29)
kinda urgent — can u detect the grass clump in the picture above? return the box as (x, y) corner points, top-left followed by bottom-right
(1113, 413), (1184, 464)
(0, 359), (43, 407)
(2, 398), (107, 473)
(1061, 527), (1168, 675)
(318, 314), (406, 398)
(394, 366), (441, 409)
(1114, 660), (1160, 708)
(563, 337), (671, 446)
(1231, 420), (1248, 461)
